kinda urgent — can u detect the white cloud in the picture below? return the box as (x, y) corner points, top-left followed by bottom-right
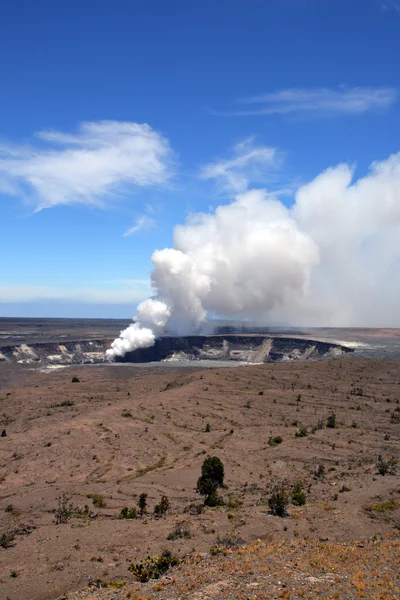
(380, 1), (400, 15)
(219, 87), (398, 118)
(200, 137), (280, 192)
(123, 214), (156, 237)
(0, 121), (175, 210)
(0, 282), (151, 304)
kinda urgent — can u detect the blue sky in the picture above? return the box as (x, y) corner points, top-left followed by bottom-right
(1, 0), (400, 318)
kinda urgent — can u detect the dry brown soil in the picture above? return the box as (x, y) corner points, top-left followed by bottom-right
(0, 358), (399, 599)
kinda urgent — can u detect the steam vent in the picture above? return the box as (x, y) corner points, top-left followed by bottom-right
(0, 335), (352, 366)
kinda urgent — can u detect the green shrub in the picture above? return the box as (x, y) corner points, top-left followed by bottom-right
(268, 436), (283, 447)
(377, 455), (397, 476)
(291, 483), (307, 506)
(326, 413), (336, 429)
(120, 507), (137, 519)
(54, 493), (74, 524)
(197, 456), (225, 505)
(314, 464), (325, 480)
(128, 549), (180, 582)
(268, 484), (289, 517)
(138, 493), (148, 516)
(90, 494), (106, 508)
(184, 502), (204, 515)
(167, 522), (191, 540)
(390, 411), (400, 424)
(0, 531), (14, 548)
(205, 491), (224, 507)
(295, 427), (308, 438)
(226, 497), (242, 509)
(154, 495), (170, 516)
(71, 376), (80, 383)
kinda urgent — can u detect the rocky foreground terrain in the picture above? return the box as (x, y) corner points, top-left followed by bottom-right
(0, 358), (399, 599)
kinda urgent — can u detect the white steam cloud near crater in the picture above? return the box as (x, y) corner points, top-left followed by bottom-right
(107, 150), (400, 359)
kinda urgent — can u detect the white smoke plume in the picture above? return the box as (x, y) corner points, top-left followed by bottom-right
(107, 151), (400, 359)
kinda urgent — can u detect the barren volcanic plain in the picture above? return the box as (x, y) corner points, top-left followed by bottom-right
(0, 321), (399, 600)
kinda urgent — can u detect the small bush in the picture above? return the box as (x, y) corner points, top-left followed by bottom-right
(291, 482), (307, 506)
(90, 494), (106, 508)
(365, 499), (398, 513)
(4, 504), (20, 517)
(120, 507), (137, 519)
(339, 485), (351, 493)
(326, 413), (336, 429)
(128, 549), (180, 582)
(204, 423), (211, 432)
(226, 497), (242, 509)
(138, 493), (148, 516)
(167, 522), (191, 540)
(390, 411), (400, 424)
(54, 493), (74, 524)
(268, 484), (289, 517)
(184, 502), (204, 515)
(314, 464), (325, 480)
(0, 531), (14, 548)
(154, 495), (170, 517)
(71, 376), (80, 383)
(268, 436), (283, 447)
(210, 536), (242, 556)
(295, 427), (308, 438)
(377, 455), (397, 476)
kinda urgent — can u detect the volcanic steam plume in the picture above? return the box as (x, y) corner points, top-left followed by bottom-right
(107, 152), (400, 359)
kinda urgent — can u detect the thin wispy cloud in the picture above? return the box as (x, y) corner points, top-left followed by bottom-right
(123, 214), (156, 237)
(0, 121), (175, 210)
(0, 282), (150, 304)
(216, 87), (398, 118)
(380, 1), (400, 15)
(201, 137), (280, 193)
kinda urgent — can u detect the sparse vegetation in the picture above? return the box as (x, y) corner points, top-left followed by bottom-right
(314, 464), (326, 480)
(268, 483), (289, 517)
(196, 456), (225, 506)
(154, 495), (170, 516)
(54, 493), (74, 524)
(268, 435), (282, 447)
(128, 549), (180, 582)
(89, 493), (106, 508)
(167, 522), (191, 540)
(210, 536), (242, 555)
(71, 376), (80, 383)
(295, 427), (308, 438)
(365, 499), (399, 513)
(326, 413), (336, 428)
(0, 531), (14, 548)
(138, 492), (148, 516)
(291, 482), (307, 506)
(390, 410), (400, 424)
(376, 455), (397, 476)
(4, 504), (20, 517)
(119, 507), (137, 519)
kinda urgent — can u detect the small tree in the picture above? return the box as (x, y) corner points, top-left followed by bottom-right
(268, 484), (289, 517)
(154, 495), (170, 516)
(326, 413), (336, 429)
(138, 493), (148, 516)
(54, 493), (74, 524)
(197, 456), (225, 506)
